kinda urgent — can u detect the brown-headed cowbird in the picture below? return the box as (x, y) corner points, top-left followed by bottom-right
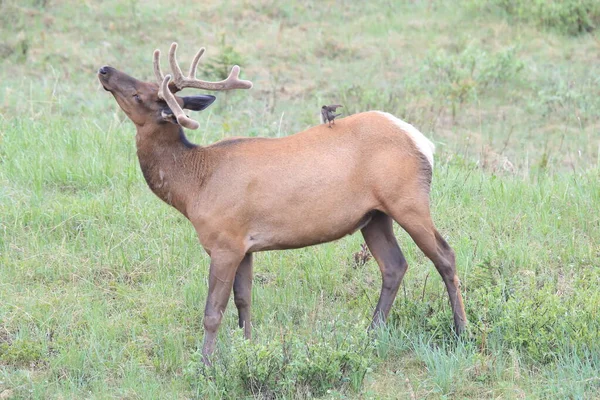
(321, 104), (343, 127)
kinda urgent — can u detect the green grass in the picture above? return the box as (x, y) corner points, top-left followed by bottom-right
(1, 0), (599, 398)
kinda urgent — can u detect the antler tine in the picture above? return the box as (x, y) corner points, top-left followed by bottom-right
(167, 42), (253, 91)
(204, 64), (253, 90)
(160, 74), (200, 130)
(168, 42), (186, 89)
(153, 49), (165, 97)
(188, 47), (206, 80)
(227, 65), (253, 89)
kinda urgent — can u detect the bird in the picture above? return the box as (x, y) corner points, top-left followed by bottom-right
(352, 243), (372, 268)
(321, 104), (343, 128)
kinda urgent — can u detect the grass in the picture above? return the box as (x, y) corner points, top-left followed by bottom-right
(1, 0), (599, 398)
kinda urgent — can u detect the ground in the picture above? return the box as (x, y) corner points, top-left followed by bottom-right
(0, 0), (599, 399)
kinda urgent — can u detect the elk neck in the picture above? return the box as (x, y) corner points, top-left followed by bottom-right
(135, 123), (207, 218)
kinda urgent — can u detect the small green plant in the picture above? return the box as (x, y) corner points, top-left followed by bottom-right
(204, 35), (246, 81)
(338, 85), (403, 116)
(534, 76), (600, 126)
(185, 328), (373, 399)
(413, 339), (477, 395)
(422, 45), (524, 118)
(469, 0), (600, 35)
(0, 339), (44, 367)
(314, 38), (357, 61)
(468, 281), (600, 364)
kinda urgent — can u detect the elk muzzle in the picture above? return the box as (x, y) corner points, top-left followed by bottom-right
(97, 65), (114, 91)
(97, 66), (143, 94)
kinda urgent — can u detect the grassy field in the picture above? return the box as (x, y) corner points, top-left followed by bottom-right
(1, 0), (599, 398)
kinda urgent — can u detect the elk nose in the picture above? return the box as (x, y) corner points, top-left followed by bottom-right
(98, 66), (109, 75)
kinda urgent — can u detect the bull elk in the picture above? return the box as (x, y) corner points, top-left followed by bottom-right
(98, 43), (467, 362)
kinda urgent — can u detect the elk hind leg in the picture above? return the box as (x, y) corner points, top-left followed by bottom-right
(390, 204), (467, 335)
(361, 211), (408, 328)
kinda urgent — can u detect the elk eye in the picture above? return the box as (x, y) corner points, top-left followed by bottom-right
(133, 94), (142, 103)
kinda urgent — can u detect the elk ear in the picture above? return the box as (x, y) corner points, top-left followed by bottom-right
(182, 95), (216, 111)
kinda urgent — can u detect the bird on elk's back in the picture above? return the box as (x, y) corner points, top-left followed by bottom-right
(321, 104), (343, 128)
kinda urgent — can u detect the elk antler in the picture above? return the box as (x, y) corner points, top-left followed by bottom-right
(153, 43), (253, 130)
(159, 74), (200, 130)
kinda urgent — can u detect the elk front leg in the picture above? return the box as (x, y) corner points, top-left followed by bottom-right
(202, 250), (244, 364)
(233, 253), (253, 339)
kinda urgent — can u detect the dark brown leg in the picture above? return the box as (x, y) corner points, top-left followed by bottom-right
(233, 253), (253, 339)
(202, 250), (244, 364)
(361, 211), (408, 328)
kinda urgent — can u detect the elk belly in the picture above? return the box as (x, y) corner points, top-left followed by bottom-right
(244, 209), (376, 252)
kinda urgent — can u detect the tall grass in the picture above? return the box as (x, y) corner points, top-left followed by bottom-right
(1, 0), (599, 398)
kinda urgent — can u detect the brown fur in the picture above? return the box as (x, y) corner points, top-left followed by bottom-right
(98, 65), (467, 364)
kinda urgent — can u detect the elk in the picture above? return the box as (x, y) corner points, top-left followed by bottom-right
(98, 43), (467, 363)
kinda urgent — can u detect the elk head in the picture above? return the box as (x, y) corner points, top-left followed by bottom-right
(98, 43), (253, 129)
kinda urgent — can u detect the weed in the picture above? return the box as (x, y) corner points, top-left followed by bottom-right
(186, 328), (372, 399)
(412, 339), (477, 395)
(203, 35), (246, 81)
(469, 0), (600, 35)
(0, 339), (44, 367)
(421, 45), (524, 118)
